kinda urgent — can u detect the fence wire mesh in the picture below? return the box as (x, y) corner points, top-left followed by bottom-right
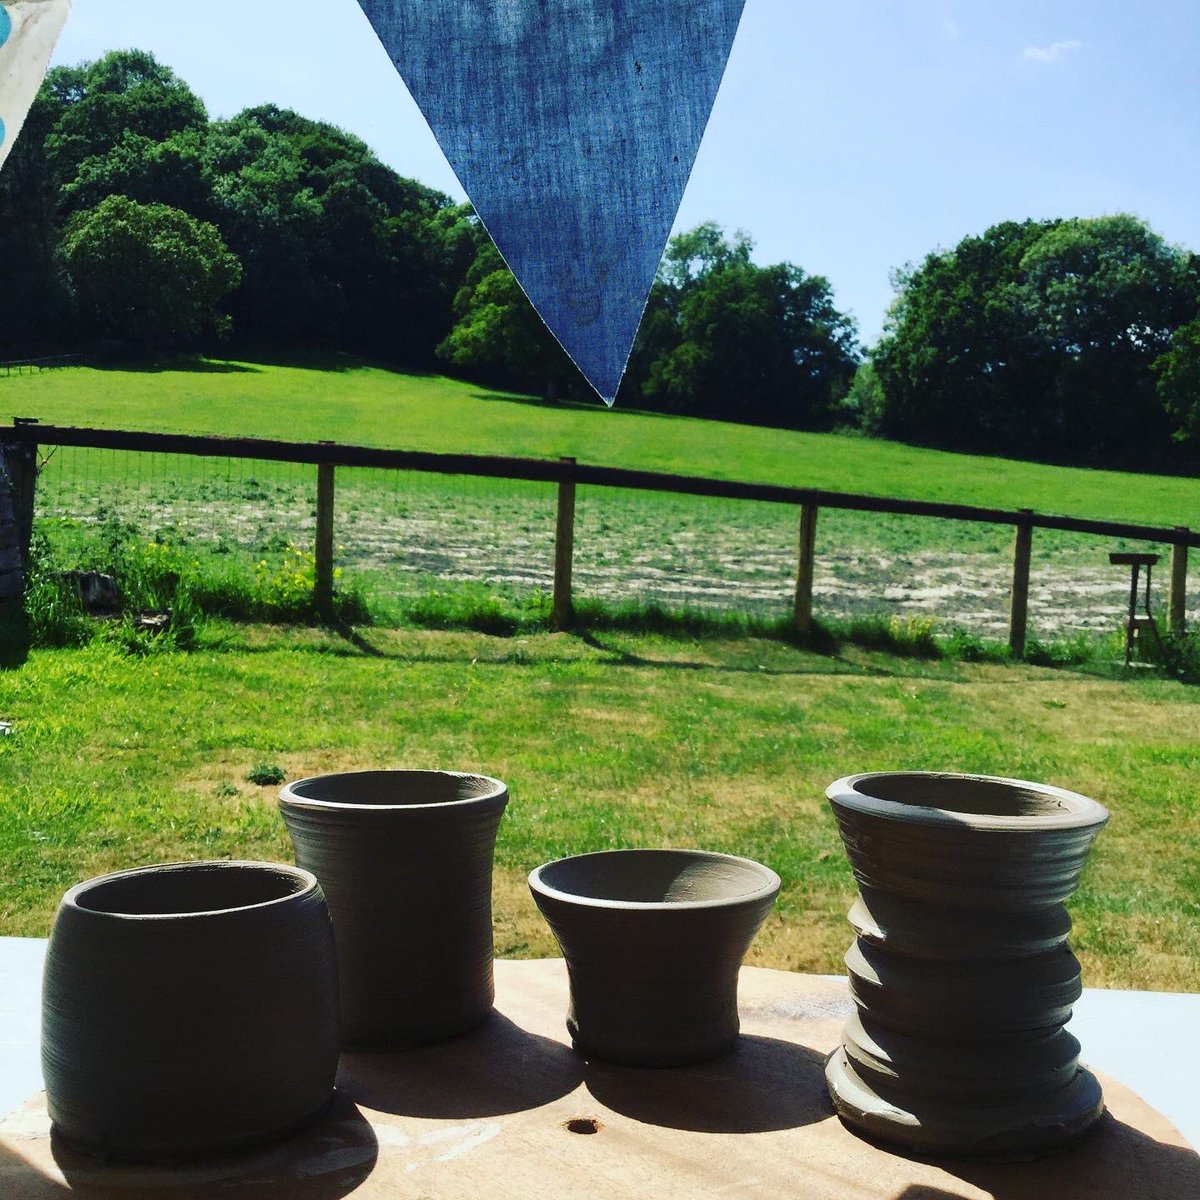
(28, 444), (1193, 639)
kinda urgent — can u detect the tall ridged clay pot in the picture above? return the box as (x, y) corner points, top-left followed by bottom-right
(279, 770), (508, 1048)
(529, 849), (781, 1067)
(824, 772), (1110, 1159)
(42, 861), (340, 1162)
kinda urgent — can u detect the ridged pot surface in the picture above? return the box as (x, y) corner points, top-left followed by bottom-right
(279, 769), (508, 1048)
(529, 849), (780, 1067)
(42, 861), (340, 1163)
(825, 772), (1109, 1159)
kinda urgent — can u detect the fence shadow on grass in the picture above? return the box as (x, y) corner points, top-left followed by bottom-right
(265, 621), (921, 682)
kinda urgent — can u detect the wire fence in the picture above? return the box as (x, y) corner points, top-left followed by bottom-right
(29, 442), (1198, 640)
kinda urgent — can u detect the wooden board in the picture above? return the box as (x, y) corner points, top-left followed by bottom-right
(1, 960), (1196, 1199)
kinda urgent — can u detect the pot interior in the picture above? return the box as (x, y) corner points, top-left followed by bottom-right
(538, 850), (772, 905)
(853, 774), (1084, 818)
(75, 864), (308, 917)
(286, 770), (501, 808)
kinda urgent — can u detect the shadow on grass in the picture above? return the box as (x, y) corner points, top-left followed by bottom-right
(469, 389), (699, 423)
(89, 356), (263, 375)
(86, 345), (448, 377)
(267, 619), (923, 682)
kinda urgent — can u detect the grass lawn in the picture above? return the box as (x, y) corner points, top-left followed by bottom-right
(2, 623), (1197, 993)
(8, 356), (1200, 528)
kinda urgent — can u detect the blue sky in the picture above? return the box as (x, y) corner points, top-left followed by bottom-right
(51, 0), (1200, 346)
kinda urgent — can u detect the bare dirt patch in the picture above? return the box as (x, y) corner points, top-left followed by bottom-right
(38, 464), (1194, 640)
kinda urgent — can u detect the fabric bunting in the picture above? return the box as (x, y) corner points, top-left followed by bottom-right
(355, 0), (747, 404)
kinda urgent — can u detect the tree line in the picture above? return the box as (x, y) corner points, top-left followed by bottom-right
(2, 50), (1198, 471)
(1, 49), (858, 434)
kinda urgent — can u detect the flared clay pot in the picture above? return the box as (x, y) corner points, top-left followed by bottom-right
(279, 769), (508, 1049)
(824, 771), (1110, 1160)
(529, 849), (780, 1067)
(41, 860), (340, 1163)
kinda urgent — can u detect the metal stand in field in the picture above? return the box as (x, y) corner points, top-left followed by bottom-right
(1110, 551), (1165, 667)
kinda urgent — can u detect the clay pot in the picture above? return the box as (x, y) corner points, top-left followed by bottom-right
(529, 849), (780, 1067)
(824, 771), (1110, 1159)
(279, 769), (508, 1048)
(42, 861), (340, 1162)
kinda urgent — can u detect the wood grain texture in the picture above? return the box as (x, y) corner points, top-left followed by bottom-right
(3, 961), (1195, 1198)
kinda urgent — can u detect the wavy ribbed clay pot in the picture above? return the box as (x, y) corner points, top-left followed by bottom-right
(529, 849), (780, 1067)
(42, 861), (340, 1163)
(279, 770), (508, 1048)
(824, 772), (1109, 1160)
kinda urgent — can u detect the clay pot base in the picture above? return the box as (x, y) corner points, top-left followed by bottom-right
(3, 965), (1196, 1200)
(47, 1095), (335, 1166)
(826, 1047), (1106, 1161)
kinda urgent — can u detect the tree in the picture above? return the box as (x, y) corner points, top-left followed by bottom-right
(60, 196), (242, 351)
(1156, 314), (1200, 447)
(1, 51), (476, 366)
(437, 242), (584, 398)
(61, 128), (211, 218)
(439, 220), (859, 418)
(43, 50), (208, 186)
(872, 215), (1197, 466)
(641, 227), (859, 429)
(205, 105), (464, 363)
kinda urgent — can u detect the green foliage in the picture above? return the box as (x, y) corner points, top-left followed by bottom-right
(436, 242), (582, 398)
(23, 520), (370, 652)
(245, 763), (286, 786)
(641, 243), (859, 429)
(872, 215), (1198, 468)
(1155, 313), (1200, 446)
(0, 50), (473, 366)
(630, 222), (860, 428)
(205, 105), (471, 361)
(23, 545), (91, 649)
(60, 195), (242, 350)
(43, 51), (208, 183)
(439, 220), (860, 424)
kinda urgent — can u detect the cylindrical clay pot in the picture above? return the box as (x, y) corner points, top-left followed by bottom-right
(42, 861), (340, 1162)
(280, 769), (508, 1048)
(824, 772), (1109, 1159)
(529, 849), (780, 1067)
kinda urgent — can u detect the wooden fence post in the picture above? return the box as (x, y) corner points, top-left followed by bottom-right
(1009, 511), (1033, 660)
(1169, 528), (1189, 635)
(0, 426), (38, 611)
(552, 457), (576, 631)
(314, 460), (336, 619)
(794, 501), (819, 635)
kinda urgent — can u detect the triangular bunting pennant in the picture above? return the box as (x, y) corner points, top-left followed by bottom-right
(0, 0), (71, 173)
(356, 0), (747, 404)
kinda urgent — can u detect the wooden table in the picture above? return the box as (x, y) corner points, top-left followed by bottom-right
(2, 958), (1197, 1198)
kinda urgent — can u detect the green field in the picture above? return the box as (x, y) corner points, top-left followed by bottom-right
(15, 358), (1199, 640)
(2, 624), (1197, 992)
(9, 357), (1200, 526)
(5, 362), (1199, 994)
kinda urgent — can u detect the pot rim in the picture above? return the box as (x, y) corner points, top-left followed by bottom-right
(826, 771), (1109, 831)
(279, 768), (507, 812)
(528, 848), (781, 912)
(61, 860), (320, 922)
